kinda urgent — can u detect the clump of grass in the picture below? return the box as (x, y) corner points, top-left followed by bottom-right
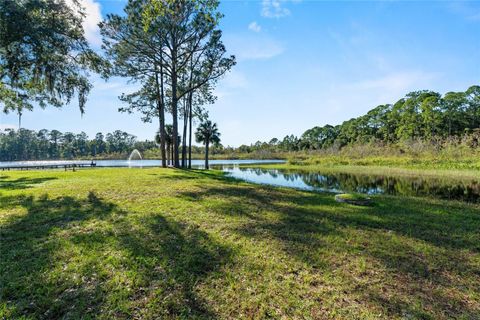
(335, 193), (373, 206)
(336, 193), (369, 201)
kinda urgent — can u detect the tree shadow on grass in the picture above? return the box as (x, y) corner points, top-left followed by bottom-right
(175, 169), (241, 182)
(0, 192), (121, 318)
(0, 176), (58, 190)
(147, 169), (233, 184)
(177, 181), (480, 318)
(114, 215), (232, 318)
(178, 183), (480, 251)
(1, 191), (231, 319)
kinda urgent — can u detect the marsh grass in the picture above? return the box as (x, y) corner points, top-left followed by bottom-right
(1, 168), (479, 319)
(286, 140), (480, 171)
(258, 162), (480, 181)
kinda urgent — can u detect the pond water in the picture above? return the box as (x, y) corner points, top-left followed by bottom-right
(0, 159), (285, 168)
(220, 166), (480, 203)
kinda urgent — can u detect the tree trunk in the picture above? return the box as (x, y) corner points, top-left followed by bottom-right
(171, 45), (180, 168)
(181, 98), (188, 168)
(155, 69), (166, 168)
(160, 58), (167, 167)
(172, 97), (179, 167)
(186, 54), (194, 169)
(205, 141), (209, 170)
(188, 92), (193, 169)
(166, 142), (170, 165)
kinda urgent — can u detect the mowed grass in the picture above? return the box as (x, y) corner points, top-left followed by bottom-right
(1, 168), (479, 319)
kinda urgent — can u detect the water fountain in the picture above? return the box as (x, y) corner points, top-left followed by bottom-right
(128, 149), (143, 161)
(127, 149), (143, 167)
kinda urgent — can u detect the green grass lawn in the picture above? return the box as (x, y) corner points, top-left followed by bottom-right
(1, 168), (479, 319)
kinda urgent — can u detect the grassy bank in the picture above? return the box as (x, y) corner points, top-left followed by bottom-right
(1, 168), (479, 319)
(287, 154), (480, 170)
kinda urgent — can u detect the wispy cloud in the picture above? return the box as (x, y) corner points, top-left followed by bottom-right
(261, 0), (290, 18)
(302, 70), (443, 127)
(215, 70), (248, 98)
(350, 70), (441, 105)
(0, 124), (18, 131)
(354, 71), (439, 92)
(327, 23), (372, 49)
(223, 70), (248, 89)
(447, 1), (480, 21)
(248, 21), (261, 33)
(90, 75), (141, 102)
(327, 25), (397, 74)
(225, 34), (285, 61)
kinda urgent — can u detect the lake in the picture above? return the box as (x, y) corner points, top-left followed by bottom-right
(221, 166), (480, 203)
(0, 159), (285, 168)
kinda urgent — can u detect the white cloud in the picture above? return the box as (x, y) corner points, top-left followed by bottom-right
(248, 21), (261, 33)
(225, 35), (285, 61)
(67, 0), (103, 47)
(261, 0), (290, 18)
(81, 0), (102, 46)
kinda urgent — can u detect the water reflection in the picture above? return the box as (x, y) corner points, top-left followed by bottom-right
(217, 166), (480, 203)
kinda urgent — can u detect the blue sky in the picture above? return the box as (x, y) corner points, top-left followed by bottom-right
(1, 0), (479, 146)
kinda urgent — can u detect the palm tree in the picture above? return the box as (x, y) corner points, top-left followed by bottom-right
(156, 124), (175, 166)
(195, 120), (220, 169)
(18, 109), (22, 129)
(165, 125), (174, 166)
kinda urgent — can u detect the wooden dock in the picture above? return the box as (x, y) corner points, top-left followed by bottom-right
(0, 162), (96, 171)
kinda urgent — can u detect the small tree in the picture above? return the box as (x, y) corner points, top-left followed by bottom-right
(195, 119), (220, 169)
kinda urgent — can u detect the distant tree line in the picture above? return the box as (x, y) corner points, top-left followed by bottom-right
(236, 86), (480, 153)
(0, 129), (156, 161)
(2, 86), (479, 161)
